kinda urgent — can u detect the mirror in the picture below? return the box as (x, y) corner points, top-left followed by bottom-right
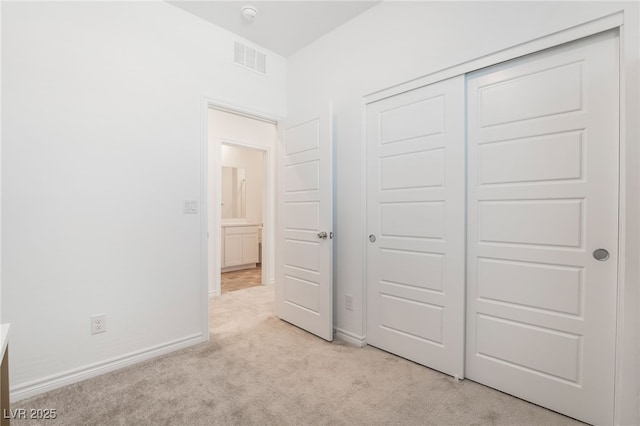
(222, 166), (246, 219)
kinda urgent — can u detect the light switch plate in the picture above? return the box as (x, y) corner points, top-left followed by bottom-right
(183, 200), (198, 214)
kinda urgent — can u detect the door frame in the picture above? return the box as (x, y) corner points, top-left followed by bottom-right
(200, 98), (281, 338)
(363, 11), (638, 425)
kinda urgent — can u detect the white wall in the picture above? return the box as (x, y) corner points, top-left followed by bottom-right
(221, 144), (264, 225)
(287, 1), (639, 423)
(208, 109), (277, 294)
(1, 1), (286, 398)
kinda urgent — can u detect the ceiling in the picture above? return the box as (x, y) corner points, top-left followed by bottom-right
(168, 1), (380, 57)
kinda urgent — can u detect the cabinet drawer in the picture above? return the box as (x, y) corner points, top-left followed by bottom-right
(225, 226), (259, 235)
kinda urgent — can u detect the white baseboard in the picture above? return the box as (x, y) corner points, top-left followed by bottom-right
(267, 279), (275, 286)
(221, 264), (256, 273)
(334, 328), (366, 348)
(10, 333), (205, 402)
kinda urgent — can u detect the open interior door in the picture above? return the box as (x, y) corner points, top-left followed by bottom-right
(275, 105), (333, 341)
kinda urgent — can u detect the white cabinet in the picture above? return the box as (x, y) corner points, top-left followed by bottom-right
(222, 225), (259, 271)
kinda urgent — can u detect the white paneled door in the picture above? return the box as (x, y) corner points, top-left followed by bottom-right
(366, 76), (466, 377)
(276, 106), (333, 341)
(466, 31), (619, 425)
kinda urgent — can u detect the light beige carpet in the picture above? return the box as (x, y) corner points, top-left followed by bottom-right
(11, 286), (582, 425)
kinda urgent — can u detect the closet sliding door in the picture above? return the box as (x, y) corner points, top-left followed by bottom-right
(465, 31), (619, 425)
(366, 76), (465, 378)
(365, 29), (619, 425)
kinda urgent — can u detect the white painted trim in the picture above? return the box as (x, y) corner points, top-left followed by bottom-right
(219, 138), (271, 153)
(200, 98), (210, 343)
(614, 23), (627, 425)
(364, 11), (624, 105)
(334, 328), (366, 348)
(613, 11), (640, 424)
(204, 98), (280, 125)
(10, 333), (205, 402)
(221, 263), (258, 274)
(360, 98), (369, 341)
(274, 122), (284, 319)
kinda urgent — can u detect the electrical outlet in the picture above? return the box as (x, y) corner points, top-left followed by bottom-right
(91, 314), (106, 335)
(345, 294), (354, 311)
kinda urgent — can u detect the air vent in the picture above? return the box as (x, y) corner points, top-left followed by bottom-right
(233, 41), (267, 74)
(234, 41), (245, 65)
(245, 46), (257, 69)
(256, 52), (266, 73)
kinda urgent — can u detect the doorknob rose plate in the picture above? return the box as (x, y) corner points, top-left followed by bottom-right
(593, 248), (609, 261)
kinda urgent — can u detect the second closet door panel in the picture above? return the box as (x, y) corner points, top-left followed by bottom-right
(366, 75), (465, 378)
(465, 30), (619, 425)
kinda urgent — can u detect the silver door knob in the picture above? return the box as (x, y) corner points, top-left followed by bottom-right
(593, 248), (610, 261)
(369, 234), (376, 243)
(318, 231), (328, 240)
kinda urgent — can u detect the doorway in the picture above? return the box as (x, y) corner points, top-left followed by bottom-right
(207, 107), (277, 297)
(220, 143), (265, 293)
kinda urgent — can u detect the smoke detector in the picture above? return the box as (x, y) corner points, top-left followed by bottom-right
(241, 5), (258, 22)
